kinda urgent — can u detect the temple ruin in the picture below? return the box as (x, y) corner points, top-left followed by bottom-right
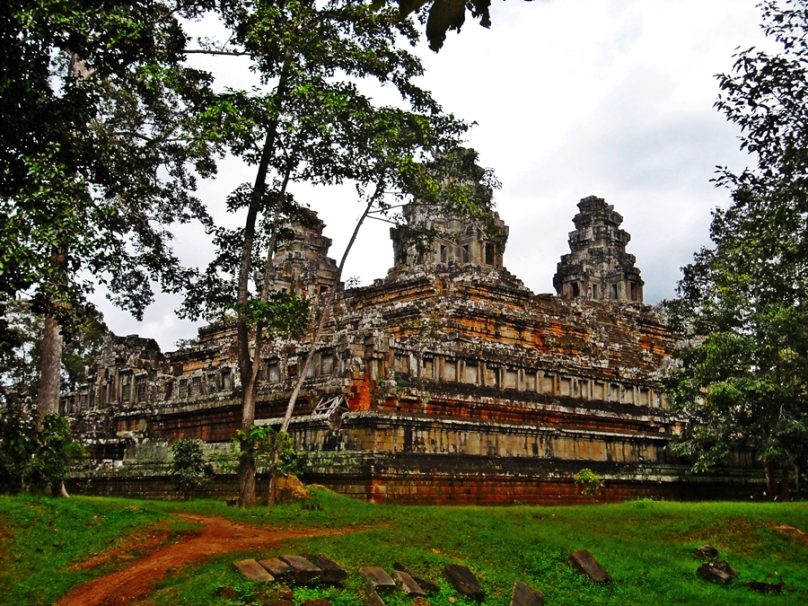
(62, 196), (759, 503)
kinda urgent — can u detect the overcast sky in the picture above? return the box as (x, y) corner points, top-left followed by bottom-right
(95, 0), (767, 351)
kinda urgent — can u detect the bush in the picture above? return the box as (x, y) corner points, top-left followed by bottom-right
(0, 412), (86, 494)
(170, 439), (211, 500)
(573, 467), (604, 497)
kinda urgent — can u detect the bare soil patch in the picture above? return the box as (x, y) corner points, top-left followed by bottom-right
(772, 523), (808, 548)
(56, 515), (345, 606)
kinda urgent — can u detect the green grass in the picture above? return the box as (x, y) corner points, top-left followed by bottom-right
(1, 491), (807, 605)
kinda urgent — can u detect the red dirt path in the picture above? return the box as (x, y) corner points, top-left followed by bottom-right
(57, 514), (343, 606)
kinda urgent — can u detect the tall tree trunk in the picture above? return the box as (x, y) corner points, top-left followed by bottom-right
(236, 58), (292, 508)
(36, 315), (63, 429)
(764, 459), (776, 500)
(266, 183), (383, 504)
(781, 466), (790, 501)
(795, 463), (801, 501)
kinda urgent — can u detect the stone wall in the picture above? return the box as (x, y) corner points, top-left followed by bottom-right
(61, 198), (764, 504)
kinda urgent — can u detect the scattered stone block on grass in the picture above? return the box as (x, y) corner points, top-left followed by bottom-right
(510, 581), (544, 606)
(444, 564), (485, 601)
(393, 563), (440, 594)
(693, 545), (719, 559)
(303, 554), (348, 584)
(259, 557), (294, 579)
(364, 588), (386, 606)
(696, 560), (738, 585)
(570, 550), (611, 585)
(234, 559), (275, 582)
(280, 555), (322, 585)
(746, 580), (783, 594)
(393, 570), (426, 596)
(360, 567), (397, 591)
(392, 563), (438, 594)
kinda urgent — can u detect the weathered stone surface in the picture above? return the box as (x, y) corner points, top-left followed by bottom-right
(696, 560), (738, 585)
(280, 555), (322, 585)
(393, 570), (426, 596)
(359, 567), (397, 591)
(510, 581), (544, 606)
(444, 564), (485, 601)
(364, 588), (386, 606)
(60, 200), (758, 507)
(233, 559), (274, 582)
(274, 474), (310, 503)
(693, 545), (719, 559)
(393, 563), (440, 594)
(303, 554), (348, 584)
(554, 196), (644, 303)
(259, 557), (294, 579)
(746, 580), (783, 594)
(570, 550), (611, 585)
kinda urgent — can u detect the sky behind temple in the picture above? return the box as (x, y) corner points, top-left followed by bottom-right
(95, 0), (768, 351)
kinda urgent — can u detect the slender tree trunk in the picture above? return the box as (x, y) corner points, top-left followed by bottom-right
(764, 459), (776, 500)
(795, 463), (801, 501)
(236, 58), (292, 507)
(781, 466), (790, 502)
(266, 183), (384, 504)
(36, 315), (63, 429)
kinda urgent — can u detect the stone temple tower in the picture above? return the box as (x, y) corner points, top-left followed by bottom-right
(265, 208), (340, 297)
(389, 202), (509, 273)
(553, 195), (644, 303)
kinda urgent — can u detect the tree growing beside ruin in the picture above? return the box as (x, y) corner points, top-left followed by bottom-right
(180, 1), (504, 507)
(0, 1), (222, 433)
(664, 0), (808, 499)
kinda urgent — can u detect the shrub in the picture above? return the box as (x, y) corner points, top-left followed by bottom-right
(170, 439), (211, 500)
(573, 467), (604, 497)
(0, 412), (86, 494)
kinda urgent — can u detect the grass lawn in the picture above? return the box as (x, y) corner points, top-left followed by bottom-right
(1, 490), (806, 605)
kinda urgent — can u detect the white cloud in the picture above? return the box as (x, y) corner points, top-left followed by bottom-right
(95, 0), (767, 350)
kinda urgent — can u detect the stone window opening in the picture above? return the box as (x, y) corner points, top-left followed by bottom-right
(630, 282), (638, 301)
(439, 244), (448, 263)
(484, 242), (495, 266)
(462, 244), (470, 263)
(571, 282), (580, 297)
(592, 283), (598, 299)
(611, 283), (618, 299)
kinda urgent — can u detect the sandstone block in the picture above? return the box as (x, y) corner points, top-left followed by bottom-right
(393, 570), (426, 596)
(259, 557), (293, 579)
(444, 564), (485, 601)
(234, 558), (274, 582)
(570, 550), (611, 585)
(360, 566), (397, 591)
(510, 581), (544, 606)
(280, 555), (322, 585)
(696, 560), (737, 585)
(303, 554), (348, 584)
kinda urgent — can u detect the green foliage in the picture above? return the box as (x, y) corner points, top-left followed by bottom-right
(170, 439), (212, 500)
(0, 413), (87, 493)
(664, 0), (808, 477)
(0, 0), (218, 353)
(238, 292), (310, 338)
(231, 425), (308, 477)
(573, 468), (604, 497)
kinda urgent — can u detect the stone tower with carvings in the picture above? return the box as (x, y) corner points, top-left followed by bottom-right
(553, 195), (644, 303)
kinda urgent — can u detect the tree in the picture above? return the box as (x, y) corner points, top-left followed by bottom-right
(664, 0), (808, 499)
(0, 1), (219, 427)
(180, 0), (470, 507)
(170, 439), (212, 500)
